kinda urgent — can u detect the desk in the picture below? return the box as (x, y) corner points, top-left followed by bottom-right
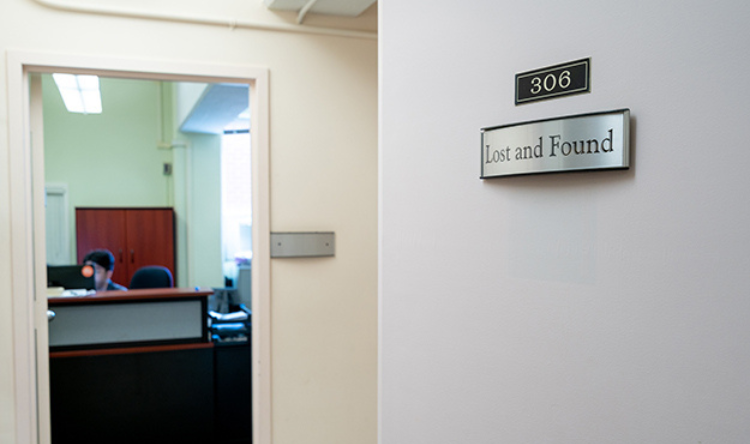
(49, 288), (224, 443)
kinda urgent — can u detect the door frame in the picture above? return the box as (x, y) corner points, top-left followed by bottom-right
(6, 50), (271, 444)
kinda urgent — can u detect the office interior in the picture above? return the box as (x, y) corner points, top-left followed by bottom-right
(5, 1), (750, 444)
(43, 75), (251, 294)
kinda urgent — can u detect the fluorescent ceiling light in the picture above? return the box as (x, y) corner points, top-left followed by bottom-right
(52, 73), (102, 114)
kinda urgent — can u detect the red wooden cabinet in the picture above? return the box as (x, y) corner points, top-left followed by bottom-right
(76, 208), (175, 288)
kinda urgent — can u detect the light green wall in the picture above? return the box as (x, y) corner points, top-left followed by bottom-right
(181, 133), (223, 288)
(43, 76), (172, 206)
(42, 75), (223, 288)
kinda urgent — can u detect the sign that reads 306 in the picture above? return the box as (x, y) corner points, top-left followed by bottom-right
(516, 58), (590, 105)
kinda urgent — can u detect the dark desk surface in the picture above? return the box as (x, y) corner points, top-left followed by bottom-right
(48, 287), (214, 305)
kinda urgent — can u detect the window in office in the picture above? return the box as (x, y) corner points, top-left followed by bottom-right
(221, 129), (251, 285)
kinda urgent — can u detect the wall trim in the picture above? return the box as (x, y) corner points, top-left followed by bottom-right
(29, 0), (377, 40)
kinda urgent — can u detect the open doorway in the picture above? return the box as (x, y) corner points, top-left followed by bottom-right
(41, 73), (252, 441)
(7, 52), (270, 444)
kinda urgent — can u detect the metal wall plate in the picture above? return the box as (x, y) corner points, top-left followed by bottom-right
(481, 109), (630, 178)
(270, 232), (335, 258)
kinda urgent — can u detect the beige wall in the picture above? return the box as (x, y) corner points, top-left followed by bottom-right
(0, 1), (378, 443)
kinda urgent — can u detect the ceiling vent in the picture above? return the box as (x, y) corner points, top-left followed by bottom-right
(264, 0), (376, 19)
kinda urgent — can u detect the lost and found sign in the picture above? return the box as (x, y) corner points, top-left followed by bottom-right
(480, 109), (630, 178)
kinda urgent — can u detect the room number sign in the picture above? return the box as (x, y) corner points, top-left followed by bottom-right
(515, 58), (590, 105)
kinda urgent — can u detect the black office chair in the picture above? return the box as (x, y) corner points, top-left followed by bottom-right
(129, 265), (174, 289)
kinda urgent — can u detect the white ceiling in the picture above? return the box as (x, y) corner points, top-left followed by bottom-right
(264, 0), (376, 17)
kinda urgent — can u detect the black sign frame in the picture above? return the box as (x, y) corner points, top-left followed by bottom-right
(515, 58), (590, 105)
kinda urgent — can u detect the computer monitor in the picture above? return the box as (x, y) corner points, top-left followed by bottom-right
(47, 264), (95, 290)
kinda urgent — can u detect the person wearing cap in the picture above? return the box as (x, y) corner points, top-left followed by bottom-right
(83, 249), (127, 292)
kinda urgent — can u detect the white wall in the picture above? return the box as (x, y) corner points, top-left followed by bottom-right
(0, 1), (378, 443)
(380, 1), (750, 442)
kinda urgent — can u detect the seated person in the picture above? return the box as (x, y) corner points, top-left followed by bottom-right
(83, 249), (127, 292)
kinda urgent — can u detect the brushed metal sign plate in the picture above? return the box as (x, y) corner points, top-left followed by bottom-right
(481, 109), (630, 178)
(270, 232), (335, 258)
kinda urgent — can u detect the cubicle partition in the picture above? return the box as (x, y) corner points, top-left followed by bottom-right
(49, 288), (210, 351)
